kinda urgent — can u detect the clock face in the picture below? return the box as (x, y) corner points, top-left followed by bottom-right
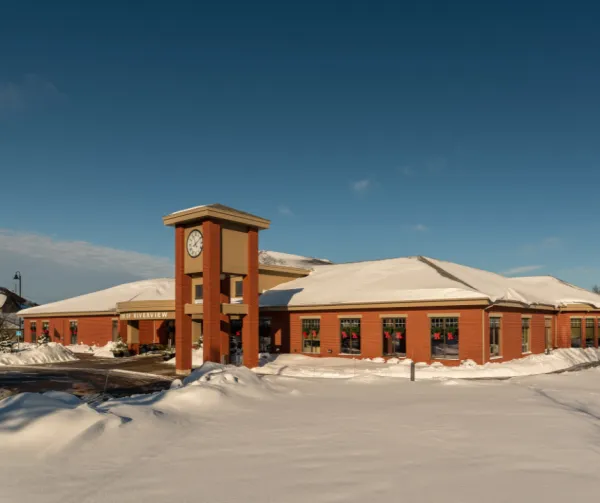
(187, 229), (203, 258)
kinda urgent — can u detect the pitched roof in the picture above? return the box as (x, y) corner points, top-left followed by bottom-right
(17, 279), (175, 316)
(259, 256), (600, 309)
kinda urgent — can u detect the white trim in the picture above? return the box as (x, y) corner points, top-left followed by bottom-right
(379, 314), (407, 319)
(337, 315), (363, 319)
(299, 316), (321, 320)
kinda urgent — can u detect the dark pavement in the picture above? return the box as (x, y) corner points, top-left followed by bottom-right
(0, 354), (178, 402)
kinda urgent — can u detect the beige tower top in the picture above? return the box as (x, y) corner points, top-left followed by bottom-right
(163, 203), (270, 229)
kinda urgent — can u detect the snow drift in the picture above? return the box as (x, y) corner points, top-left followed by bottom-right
(255, 348), (600, 380)
(0, 343), (77, 366)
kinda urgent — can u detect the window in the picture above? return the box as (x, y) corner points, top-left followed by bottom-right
(571, 319), (582, 348)
(70, 321), (78, 345)
(235, 280), (243, 298)
(489, 317), (501, 357)
(430, 317), (459, 359)
(112, 320), (119, 342)
(259, 317), (272, 353)
(522, 318), (531, 353)
(42, 321), (50, 340)
(545, 318), (552, 351)
(585, 319), (595, 348)
(598, 319), (600, 347)
(382, 318), (406, 356)
(302, 319), (320, 354)
(340, 318), (361, 355)
(30, 321), (37, 343)
(195, 284), (203, 302)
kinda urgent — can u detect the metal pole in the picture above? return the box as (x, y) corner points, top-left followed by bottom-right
(410, 361), (415, 382)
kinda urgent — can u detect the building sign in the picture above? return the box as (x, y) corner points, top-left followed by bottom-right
(120, 311), (175, 321)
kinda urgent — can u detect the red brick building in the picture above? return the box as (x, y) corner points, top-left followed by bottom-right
(18, 205), (600, 372)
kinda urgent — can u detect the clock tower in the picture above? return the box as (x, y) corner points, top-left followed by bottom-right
(163, 204), (270, 375)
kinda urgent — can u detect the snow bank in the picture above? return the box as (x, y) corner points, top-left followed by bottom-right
(254, 348), (600, 380)
(0, 391), (123, 453)
(66, 342), (117, 358)
(0, 343), (77, 366)
(164, 347), (203, 367)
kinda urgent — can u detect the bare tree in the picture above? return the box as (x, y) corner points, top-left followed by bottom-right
(594, 285), (600, 295)
(0, 317), (14, 354)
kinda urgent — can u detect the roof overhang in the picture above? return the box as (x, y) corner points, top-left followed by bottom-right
(163, 205), (270, 229)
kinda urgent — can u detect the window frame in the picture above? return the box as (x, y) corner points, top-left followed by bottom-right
(194, 284), (203, 303)
(259, 317), (272, 353)
(235, 280), (243, 298)
(430, 317), (460, 360)
(521, 317), (531, 354)
(340, 318), (361, 355)
(489, 316), (501, 358)
(30, 321), (37, 343)
(69, 320), (78, 345)
(585, 318), (595, 348)
(570, 318), (582, 348)
(302, 318), (321, 354)
(381, 317), (407, 357)
(544, 317), (553, 351)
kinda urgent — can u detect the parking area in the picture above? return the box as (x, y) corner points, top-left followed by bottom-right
(0, 354), (178, 401)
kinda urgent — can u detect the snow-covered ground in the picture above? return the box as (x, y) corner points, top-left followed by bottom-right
(163, 347), (203, 367)
(1, 361), (600, 502)
(66, 342), (116, 358)
(255, 348), (600, 380)
(0, 343), (77, 366)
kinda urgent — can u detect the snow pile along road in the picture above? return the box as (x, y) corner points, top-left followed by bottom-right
(255, 348), (600, 380)
(0, 343), (77, 366)
(67, 342), (116, 358)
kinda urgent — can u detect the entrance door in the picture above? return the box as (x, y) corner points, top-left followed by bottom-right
(230, 319), (243, 366)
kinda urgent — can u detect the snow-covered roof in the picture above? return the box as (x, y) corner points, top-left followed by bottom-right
(259, 250), (332, 270)
(508, 276), (600, 309)
(259, 256), (600, 309)
(17, 279), (175, 316)
(17, 255), (600, 316)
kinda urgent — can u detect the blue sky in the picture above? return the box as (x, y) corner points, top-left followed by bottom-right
(1, 0), (599, 303)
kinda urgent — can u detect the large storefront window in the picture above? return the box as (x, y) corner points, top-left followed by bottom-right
(69, 321), (78, 345)
(489, 317), (501, 357)
(585, 319), (595, 348)
(259, 317), (272, 353)
(571, 319), (582, 348)
(302, 319), (320, 354)
(522, 318), (531, 353)
(30, 321), (37, 343)
(112, 320), (119, 342)
(340, 319), (361, 355)
(42, 321), (50, 341)
(430, 317), (459, 359)
(382, 318), (406, 356)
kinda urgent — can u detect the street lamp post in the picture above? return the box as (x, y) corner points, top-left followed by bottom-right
(13, 271), (22, 350)
(13, 271), (22, 298)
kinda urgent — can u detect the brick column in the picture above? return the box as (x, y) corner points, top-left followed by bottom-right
(175, 225), (192, 374)
(203, 219), (222, 363)
(242, 228), (259, 368)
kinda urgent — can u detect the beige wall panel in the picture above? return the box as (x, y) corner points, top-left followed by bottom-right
(259, 271), (301, 292)
(221, 226), (248, 275)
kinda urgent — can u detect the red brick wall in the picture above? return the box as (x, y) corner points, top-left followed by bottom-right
(263, 306), (486, 364)
(261, 305), (562, 365)
(23, 315), (116, 346)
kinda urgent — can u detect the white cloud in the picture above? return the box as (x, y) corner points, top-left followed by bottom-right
(278, 205), (294, 216)
(412, 224), (428, 232)
(351, 179), (370, 193)
(0, 74), (66, 110)
(0, 229), (173, 303)
(522, 237), (562, 253)
(502, 265), (544, 276)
